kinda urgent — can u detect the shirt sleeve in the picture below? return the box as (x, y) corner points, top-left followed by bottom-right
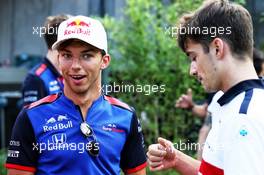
(22, 74), (47, 106)
(5, 109), (39, 173)
(223, 114), (264, 175)
(120, 112), (147, 174)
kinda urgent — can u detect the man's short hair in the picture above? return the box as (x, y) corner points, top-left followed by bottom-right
(178, 0), (253, 59)
(43, 14), (70, 49)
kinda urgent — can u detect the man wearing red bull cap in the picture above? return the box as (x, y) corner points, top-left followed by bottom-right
(5, 15), (147, 175)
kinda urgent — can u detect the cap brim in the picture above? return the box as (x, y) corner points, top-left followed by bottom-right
(51, 38), (76, 50)
(52, 37), (105, 52)
(52, 34), (91, 50)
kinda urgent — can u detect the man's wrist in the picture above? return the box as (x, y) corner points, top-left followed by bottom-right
(172, 149), (181, 169)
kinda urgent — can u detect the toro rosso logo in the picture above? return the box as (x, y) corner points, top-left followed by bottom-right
(102, 123), (125, 133)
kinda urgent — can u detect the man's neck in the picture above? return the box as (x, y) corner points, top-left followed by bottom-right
(64, 83), (102, 120)
(221, 58), (258, 92)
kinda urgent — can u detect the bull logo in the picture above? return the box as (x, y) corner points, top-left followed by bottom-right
(46, 117), (56, 124)
(67, 19), (91, 27)
(57, 115), (68, 121)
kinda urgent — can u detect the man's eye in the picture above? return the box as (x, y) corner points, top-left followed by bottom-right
(187, 56), (196, 63)
(62, 53), (72, 59)
(81, 54), (92, 60)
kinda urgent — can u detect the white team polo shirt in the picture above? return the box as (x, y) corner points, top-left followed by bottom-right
(199, 79), (264, 175)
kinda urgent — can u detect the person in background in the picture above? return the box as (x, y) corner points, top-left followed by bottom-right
(175, 89), (215, 160)
(22, 14), (70, 106)
(253, 48), (264, 77)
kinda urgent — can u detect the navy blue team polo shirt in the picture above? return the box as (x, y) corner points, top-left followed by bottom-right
(6, 93), (147, 174)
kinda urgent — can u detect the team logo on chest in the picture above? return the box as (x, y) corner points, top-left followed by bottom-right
(52, 133), (67, 144)
(102, 123), (125, 133)
(238, 125), (249, 137)
(43, 114), (73, 132)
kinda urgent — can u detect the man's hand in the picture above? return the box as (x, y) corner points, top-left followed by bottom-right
(175, 88), (193, 109)
(147, 137), (177, 171)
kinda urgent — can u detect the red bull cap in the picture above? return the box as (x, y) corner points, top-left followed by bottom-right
(52, 15), (107, 53)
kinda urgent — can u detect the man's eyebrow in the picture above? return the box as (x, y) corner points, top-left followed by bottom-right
(185, 51), (191, 57)
(61, 49), (71, 52)
(60, 49), (96, 53)
(186, 51), (195, 57)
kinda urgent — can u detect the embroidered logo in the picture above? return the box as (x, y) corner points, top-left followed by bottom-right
(52, 133), (67, 144)
(43, 114), (73, 132)
(102, 123), (125, 133)
(239, 125), (248, 137)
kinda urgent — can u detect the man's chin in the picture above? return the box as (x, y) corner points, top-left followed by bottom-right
(70, 87), (87, 95)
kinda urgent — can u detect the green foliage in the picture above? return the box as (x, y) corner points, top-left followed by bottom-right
(233, 0), (246, 5)
(102, 0), (205, 169)
(0, 149), (7, 175)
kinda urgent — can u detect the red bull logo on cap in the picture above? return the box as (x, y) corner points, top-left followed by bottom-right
(64, 18), (91, 36)
(66, 19), (91, 27)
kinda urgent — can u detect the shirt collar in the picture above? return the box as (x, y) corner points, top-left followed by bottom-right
(60, 92), (103, 108)
(217, 79), (264, 106)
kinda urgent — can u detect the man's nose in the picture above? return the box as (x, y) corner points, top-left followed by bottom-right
(71, 58), (81, 70)
(189, 62), (197, 76)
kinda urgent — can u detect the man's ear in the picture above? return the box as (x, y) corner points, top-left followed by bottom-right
(101, 54), (111, 69)
(211, 38), (224, 59)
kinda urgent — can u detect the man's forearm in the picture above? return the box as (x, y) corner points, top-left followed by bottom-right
(173, 150), (201, 175)
(192, 104), (208, 118)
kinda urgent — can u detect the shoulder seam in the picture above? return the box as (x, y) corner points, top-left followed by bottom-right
(27, 94), (59, 109)
(104, 95), (133, 112)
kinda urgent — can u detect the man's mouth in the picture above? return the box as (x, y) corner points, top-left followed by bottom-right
(70, 75), (86, 80)
(70, 75), (86, 81)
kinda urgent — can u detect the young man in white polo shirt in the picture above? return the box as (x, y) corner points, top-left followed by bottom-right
(147, 0), (264, 174)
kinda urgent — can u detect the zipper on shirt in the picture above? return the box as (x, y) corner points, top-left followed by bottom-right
(75, 105), (85, 122)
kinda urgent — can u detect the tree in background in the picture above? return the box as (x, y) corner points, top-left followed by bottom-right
(102, 1), (204, 171)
